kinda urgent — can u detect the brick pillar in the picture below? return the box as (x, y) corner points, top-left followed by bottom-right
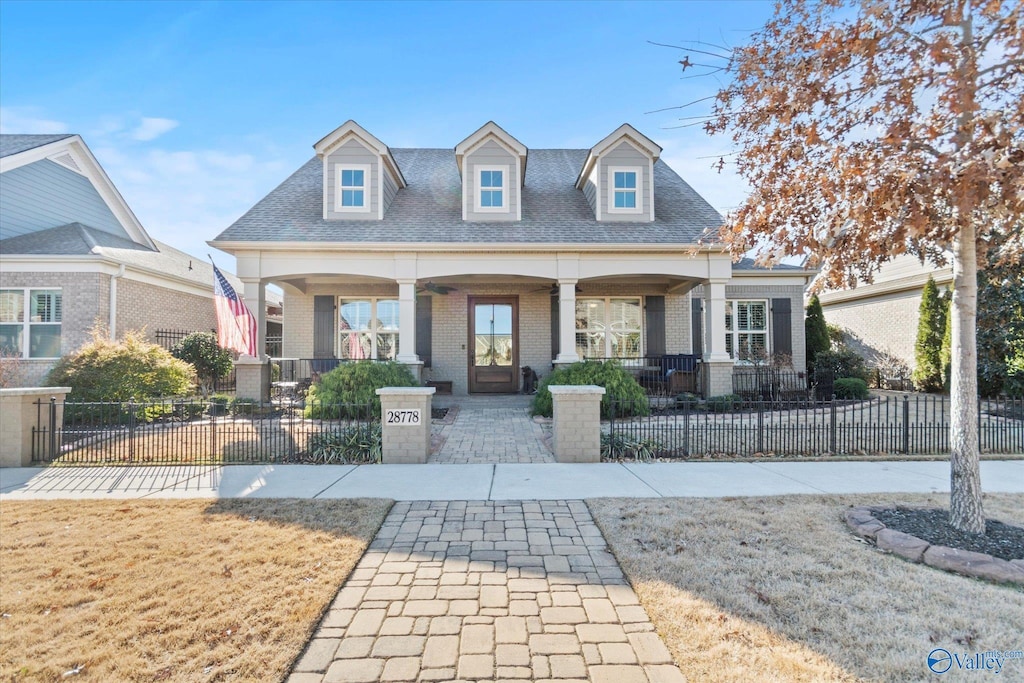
(549, 384), (605, 463)
(377, 387), (435, 464)
(0, 387), (71, 467)
(234, 359), (270, 402)
(702, 360), (735, 398)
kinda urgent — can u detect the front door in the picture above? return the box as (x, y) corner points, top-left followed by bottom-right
(468, 296), (518, 393)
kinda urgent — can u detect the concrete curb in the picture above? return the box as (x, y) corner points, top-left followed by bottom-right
(844, 505), (1024, 586)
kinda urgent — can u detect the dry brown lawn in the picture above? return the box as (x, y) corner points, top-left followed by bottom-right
(589, 493), (1024, 682)
(0, 498), (392, 682)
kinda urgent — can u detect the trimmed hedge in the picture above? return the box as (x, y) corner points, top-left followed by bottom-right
(304, 361), (417, 419)
(530, 360), (648, 418)
(834, 377), (870, 400)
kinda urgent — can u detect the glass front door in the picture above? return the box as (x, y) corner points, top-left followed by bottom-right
(468, 297), (518, 393)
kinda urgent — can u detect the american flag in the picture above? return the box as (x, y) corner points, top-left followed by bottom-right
(212, 264), (258, 357)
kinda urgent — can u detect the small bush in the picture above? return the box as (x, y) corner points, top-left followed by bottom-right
(47, 329), (195, 401)
(171, 332), (233, 398)
(304, 361), (417, 419)
(209, 394), (231, 416)
(307, 423), (382, 463)
(600, 432), (661, 461)
(812, 347), (869, 382)
(833, 377), (870, 399)
(530, 360), (648, 418)
(229, 398), (259, 416)
(706, 394), (744, 412)
(675, 392), (700, 408)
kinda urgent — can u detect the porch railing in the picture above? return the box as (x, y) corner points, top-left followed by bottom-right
(272, 358), (380, 383)
(581, 355), (701, 397)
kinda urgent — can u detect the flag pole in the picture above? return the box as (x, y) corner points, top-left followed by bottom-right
(209, 255), (258, 357)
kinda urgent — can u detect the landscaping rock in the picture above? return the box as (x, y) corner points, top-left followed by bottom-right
(875, 528), (929, 563)
(922, 546), (1024, 585)
(844, 508), (885, 540)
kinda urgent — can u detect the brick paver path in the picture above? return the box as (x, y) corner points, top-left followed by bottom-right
(289, 500), (684, 683)
(431, 397), (554, 464)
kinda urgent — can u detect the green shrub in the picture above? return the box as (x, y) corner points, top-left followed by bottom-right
(209, 394), (231, 416)
(706, 394), (744, 412)
(171, 332), (233, 398)
(229, 397), (259, 416)
(307, 423), (382, 463)
(46, 330), (195, 401)
(600, 432), (661, 461)
(812, 347), (869, 382)
(530, 360), (648, 418)
(304, 361), (417, 419)
(833, 377), (870, 399)
(805, 295), (831, 375)
(913, 276), (948, 392)
(675, 392), (700, 408)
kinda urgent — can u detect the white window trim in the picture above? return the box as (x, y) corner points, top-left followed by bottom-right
(475, 165), (510, 213)
(334, 163), (372, 213)
(607, 166), (643, 215)
(575, 296), (644, 359)
(725, 299), (770, 363)
(0, 287), (63, 360)
(337, 296), (400, 361)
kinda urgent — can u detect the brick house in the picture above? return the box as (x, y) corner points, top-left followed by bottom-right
(0, 133), (267, 387)
(211, 121), (814, 398)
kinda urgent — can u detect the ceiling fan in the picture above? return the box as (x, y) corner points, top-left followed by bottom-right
(531, 282), (583, 295)
(417, 281), (458, 295)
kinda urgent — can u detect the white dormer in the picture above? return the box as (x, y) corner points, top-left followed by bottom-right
(455, 122), (527, 222)
(575, 124), (661, 222)
(314, 121), (407, 221)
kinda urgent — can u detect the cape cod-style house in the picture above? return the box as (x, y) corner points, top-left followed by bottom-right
(210, 121), (813, 399)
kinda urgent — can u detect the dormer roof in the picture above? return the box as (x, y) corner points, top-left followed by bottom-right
(454, 121), (528, 186)
(574, 123), (662, 190)
(313, 120), (407, 188)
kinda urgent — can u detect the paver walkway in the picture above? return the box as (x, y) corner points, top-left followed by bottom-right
(289, 500), (683, 683)
(431, 396), (554, 464)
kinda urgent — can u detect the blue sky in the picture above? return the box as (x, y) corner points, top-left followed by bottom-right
(0, 0), (777, 265)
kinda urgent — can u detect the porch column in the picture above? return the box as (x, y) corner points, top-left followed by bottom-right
(240, 278), (266, 360)
(703, 278), (734, 397)
(395, 279), (423, 380)
(555, 279), (580, 365)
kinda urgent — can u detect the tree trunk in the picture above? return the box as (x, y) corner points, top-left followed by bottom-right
(949, 223), (985, 534)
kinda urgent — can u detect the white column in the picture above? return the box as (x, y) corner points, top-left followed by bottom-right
(241, 279), (266, 360)
(703, 278), (731, 363)
(396, 279), (420, 364)
(556, 279), (580, 364)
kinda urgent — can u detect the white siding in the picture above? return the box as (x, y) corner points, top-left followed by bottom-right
(325, 139), (379, 220)
(598, 141), (652, 223)
(464, 140), (518, 222)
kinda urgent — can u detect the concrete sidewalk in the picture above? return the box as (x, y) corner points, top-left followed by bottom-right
(2, 460), (1022, 500)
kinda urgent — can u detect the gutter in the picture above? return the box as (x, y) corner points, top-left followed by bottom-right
(109, 264), (125, 338)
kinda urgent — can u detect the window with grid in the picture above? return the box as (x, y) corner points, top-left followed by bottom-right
(336, 165), (369, 211)
(725, 300), (768, 361)
(608, 167), (642, 214)
(575, 297), (642, 359)
(338, 298), (399, 361)
(0, 288), (62, 358)
(477, 167), (507, 211)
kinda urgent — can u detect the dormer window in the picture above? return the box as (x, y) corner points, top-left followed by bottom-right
(335, 165), (370, 212)
(477, 166), (509, 212)
(608, 167), (642, 214)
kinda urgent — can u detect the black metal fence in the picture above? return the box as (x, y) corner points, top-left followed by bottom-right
(582, 355), (701, 396)
(607, 394), (1024, 458)
(154, 329), (236, 393)
(32, 398), (379, 465)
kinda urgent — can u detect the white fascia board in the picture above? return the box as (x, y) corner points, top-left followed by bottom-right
(1, 136), (157, 251)
(209, 240), (732, 255)
(314, 120), (388, 157)
(591, 124), (662, 160)
(729, 274), (813, 287)
(0, 253), (216, 297)
(818, 267), (953, 305)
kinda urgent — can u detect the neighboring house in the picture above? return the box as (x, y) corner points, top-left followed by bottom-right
(211, 121), (814, 397)
(817, 254), (952, 370)
(0, 133), (256, 387)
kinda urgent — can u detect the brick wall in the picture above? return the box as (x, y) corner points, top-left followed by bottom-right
(822, 290), (922, 368)
(116, 278), (218, 341)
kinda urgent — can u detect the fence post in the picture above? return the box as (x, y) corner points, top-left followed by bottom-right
(902, 395), (910, 454)
(757, 401), (764, 454)
(829, 399), (837, 454)
(977, 395), (982, 451)
(48, 397), (57, 460)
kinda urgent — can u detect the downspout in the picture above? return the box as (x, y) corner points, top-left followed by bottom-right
(109, 264), (125, 339)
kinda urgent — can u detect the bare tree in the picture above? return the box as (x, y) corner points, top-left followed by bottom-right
(673, 0), (1023, 533)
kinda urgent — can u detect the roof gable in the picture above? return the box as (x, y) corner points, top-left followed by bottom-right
(454, 121), (527, 183)
(0, 134), (74, 159)
(313, 120), (406, 188)
(575, 124), (662, 190)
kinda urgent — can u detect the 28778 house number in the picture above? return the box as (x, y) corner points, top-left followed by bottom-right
(386, 409), (421, 425)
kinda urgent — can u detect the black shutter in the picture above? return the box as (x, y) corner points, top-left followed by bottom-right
(645, 296), (665, 358)
(313, 295), (335, 358)
(691, 298), (703, 357)
(771, 297), (792, 357)
(550, 295), (560, 359)
(416, 295), (432, 368)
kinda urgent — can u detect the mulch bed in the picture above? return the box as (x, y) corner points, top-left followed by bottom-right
(872, 507), (1024, 562)
(431, 407), (449, 420)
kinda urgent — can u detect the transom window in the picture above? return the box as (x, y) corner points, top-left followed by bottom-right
(338, 298), (399, 361)
(476, 166), (508, 212)
(608, 167), (642, 214)
(575, 297), (643, 359)
(0, 288), (62, 359)
(726, 300), (768, 361)
(335, 165), (370, 212)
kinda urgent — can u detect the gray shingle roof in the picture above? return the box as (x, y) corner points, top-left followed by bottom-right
(214, 148), (724, 245)
(732, 257), (805, 271)
(0, 223), (244, 291)
(0, 134), (75, 158)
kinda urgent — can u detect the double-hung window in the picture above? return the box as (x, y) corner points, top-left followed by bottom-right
(575, 297), (642, 359)
(338, 298), (399, 361)
(476, 166), (507, 212)
(725, 300), (768, 361)
(608, 167), (642, 214)
(0, 289), (62, 359)
(335, 165), (370, 212)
